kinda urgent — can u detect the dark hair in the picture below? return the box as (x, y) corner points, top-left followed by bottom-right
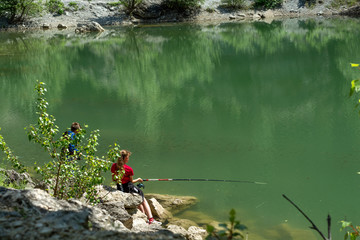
(71, 122), (81, 132)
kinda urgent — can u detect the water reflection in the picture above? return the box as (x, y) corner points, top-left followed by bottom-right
(1, 19), (359, 124)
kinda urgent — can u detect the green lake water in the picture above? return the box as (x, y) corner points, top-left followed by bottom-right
(1, 17), (360, 239)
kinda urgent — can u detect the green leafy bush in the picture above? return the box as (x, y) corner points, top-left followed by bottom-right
(0, 129), (27, 173)
(253, 0), (282, 9)
(67, 1), (78, 11)
(304, 0), (316, 8)
(206, 209), (247, 239)
(0, 0), (42, 23)
(27, 81), (115, 202)
(107, 1), (122, 7)
(0, 81), (122, 202)
(162, 0), (203, 11)
(331, 0), (358, 8)
(341, 221), (360, 240)
(46, 0), (65, 14)
(120, 0), (142, 15)
(221, 0), (245, 9)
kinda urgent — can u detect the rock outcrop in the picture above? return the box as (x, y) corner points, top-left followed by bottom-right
(340, 5), (360, 17)
(133, 0), (165, 19)
(0, 168), (35, 188)
(95, 185), (206, 239)
(0, 172), (207, 240)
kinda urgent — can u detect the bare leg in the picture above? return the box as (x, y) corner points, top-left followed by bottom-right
(142, 198), (153, 219)
(138, 204), (145, 213)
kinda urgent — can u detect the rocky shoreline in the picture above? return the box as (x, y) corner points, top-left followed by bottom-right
(0, 0), (359, 31)
(0, 169), (208, 240)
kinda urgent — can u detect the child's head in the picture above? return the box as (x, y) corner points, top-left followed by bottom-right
(119, 149), (131, 164)
(71, 122), (81, 133)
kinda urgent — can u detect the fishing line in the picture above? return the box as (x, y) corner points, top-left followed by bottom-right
(143, 178), (267, 185)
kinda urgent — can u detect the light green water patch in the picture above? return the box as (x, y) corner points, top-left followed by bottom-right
(1, 18), (360, 239)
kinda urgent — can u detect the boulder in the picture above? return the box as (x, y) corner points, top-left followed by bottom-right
(57, 23), (68, 29)
(131, 210), (163, 232)
(262, 10), (274, 19)
(187, 226), (207, 240)
(145, 193), (197, 214)
(97, 201), (132, 226)
(95, 185), (173, 229)
(133, 0), (164, 19)
(167, 224), (206, 240)
(95, 185), (142, 209)
(131, 217), (150, 232)
(148, 197), (173, 220)
(75, 21), (105, 33)
(167, 225), (187, 236)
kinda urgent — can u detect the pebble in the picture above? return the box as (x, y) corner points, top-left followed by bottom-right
(35, 223), (44, 228)
(39, 227), (53, 235)
(12, 221), (24, 227)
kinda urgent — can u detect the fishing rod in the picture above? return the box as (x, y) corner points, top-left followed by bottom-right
(143, 178), (267, 185)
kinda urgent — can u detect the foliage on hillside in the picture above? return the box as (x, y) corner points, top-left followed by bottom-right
(0, 0), (42, 23)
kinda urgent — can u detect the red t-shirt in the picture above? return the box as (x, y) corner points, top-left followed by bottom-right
(111, 163), (134, 184)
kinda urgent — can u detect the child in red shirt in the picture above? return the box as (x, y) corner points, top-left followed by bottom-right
(111, 150), (161, 225)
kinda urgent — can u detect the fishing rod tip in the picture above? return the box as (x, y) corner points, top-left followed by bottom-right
(255, 182), (268, 185)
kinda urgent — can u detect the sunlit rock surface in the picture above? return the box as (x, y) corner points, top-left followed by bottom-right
(0, 181), (207, 240)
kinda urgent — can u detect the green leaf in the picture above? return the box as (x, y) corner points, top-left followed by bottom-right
(350, 80), (359, 97)
(351, 79), (360, 97)
(206, 225), (214, 233)
(350, 232), (357, 240)
(229, 209), (236, 223)
(341, 221), (352, 230)
(235, 223), (247, 231)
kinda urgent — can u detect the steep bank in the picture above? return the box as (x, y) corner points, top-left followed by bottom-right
(0, 169), (207, 240)
(0, 0), (357, 30)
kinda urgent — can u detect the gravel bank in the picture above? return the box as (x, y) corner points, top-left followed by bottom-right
(0, 0), (354, 30)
